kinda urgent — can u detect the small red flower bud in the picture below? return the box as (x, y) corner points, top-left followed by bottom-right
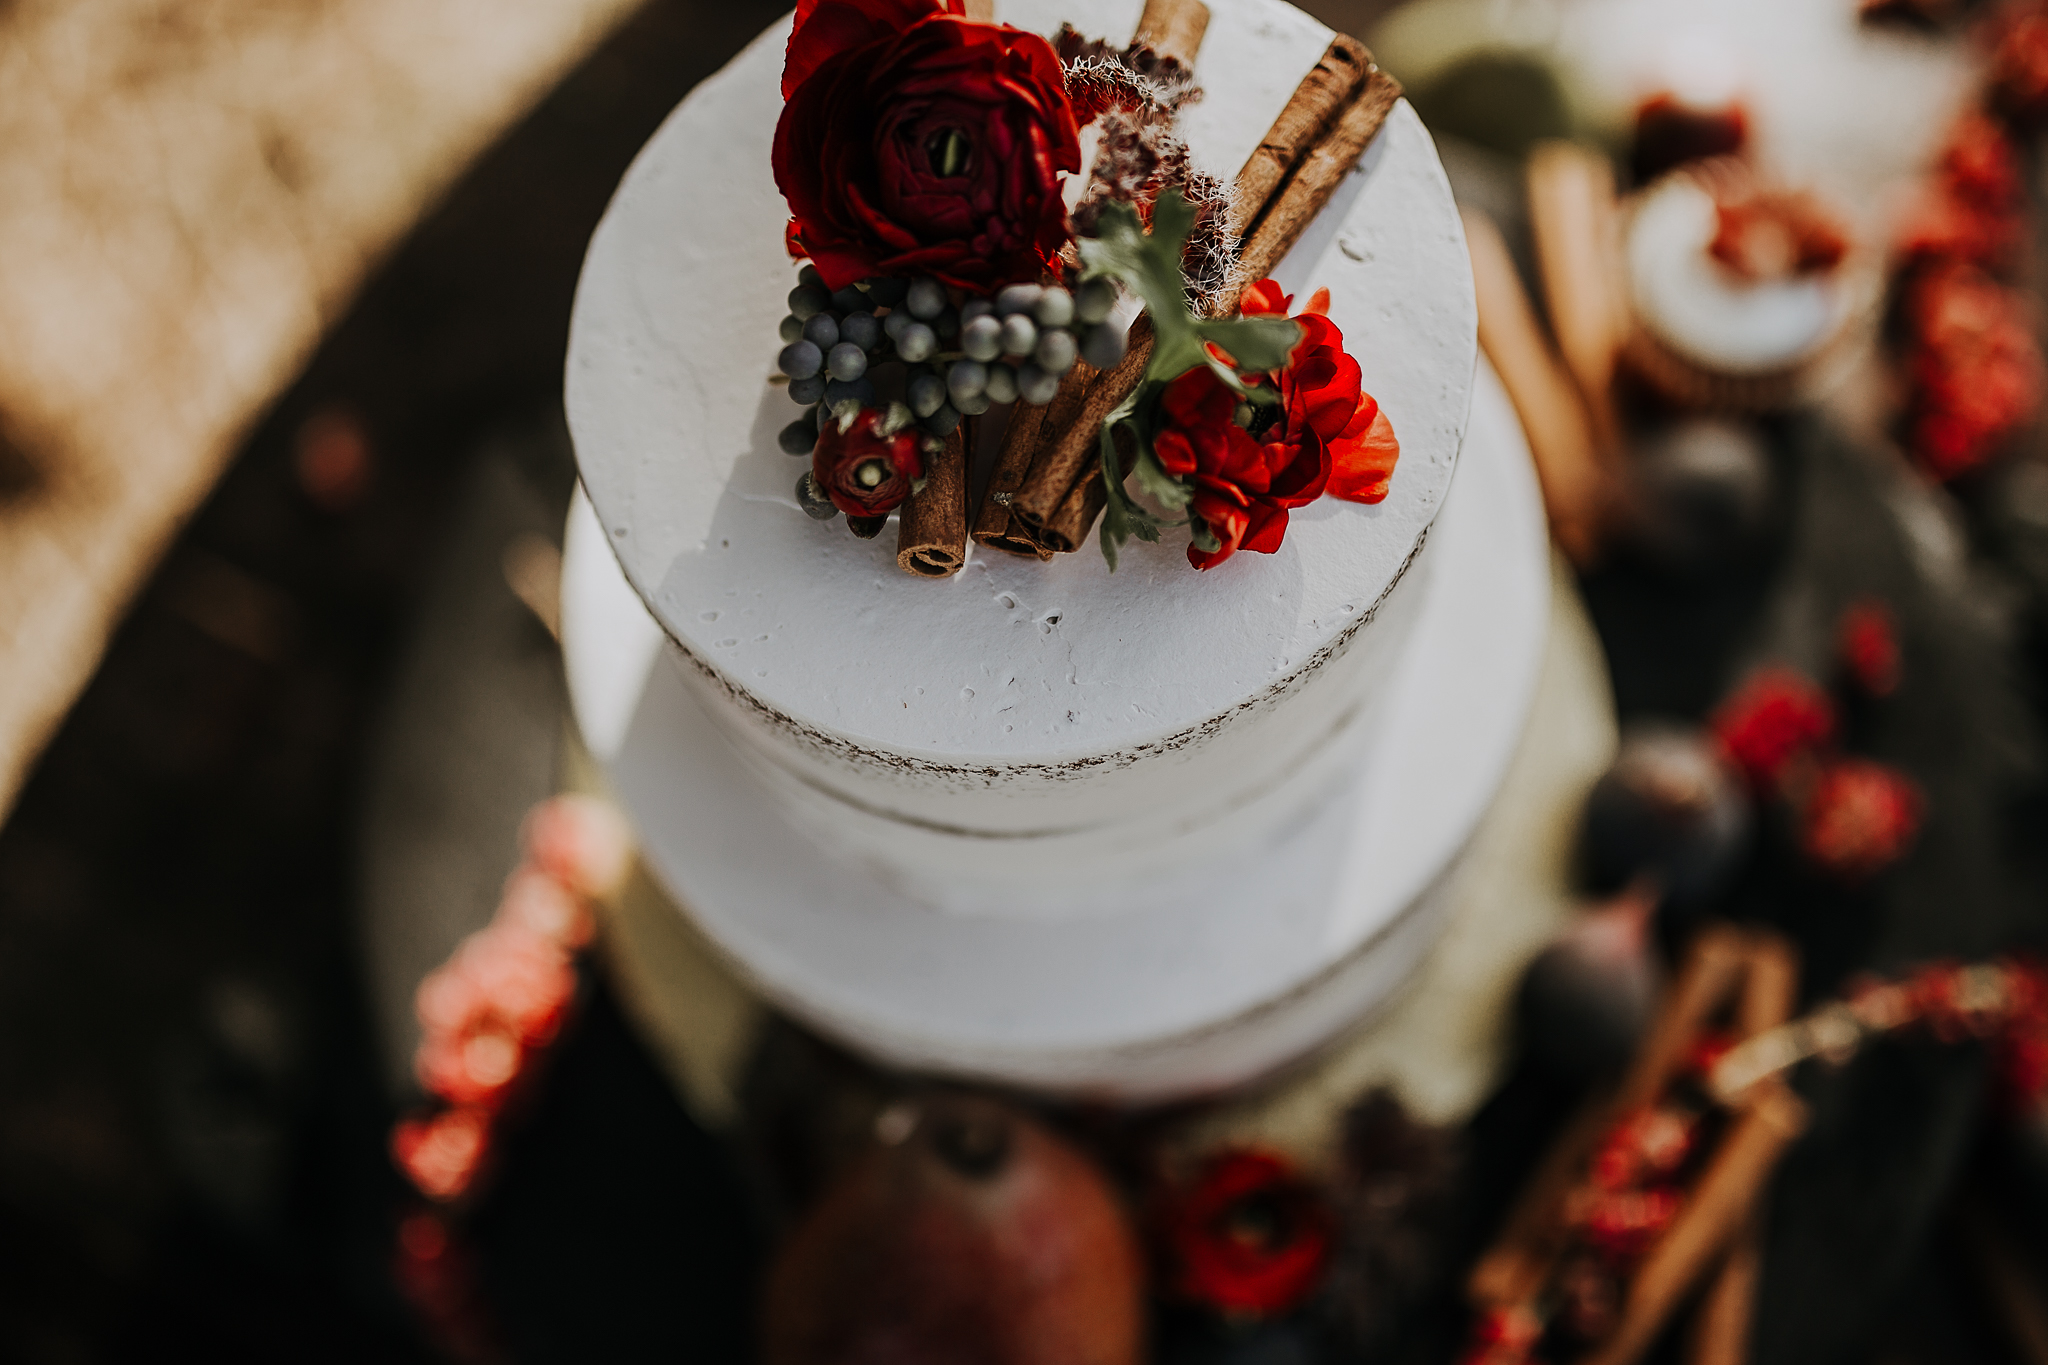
(521, 795), (634, 903)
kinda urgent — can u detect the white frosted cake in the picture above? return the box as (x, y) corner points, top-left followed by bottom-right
(561, 0), (1547, 1096)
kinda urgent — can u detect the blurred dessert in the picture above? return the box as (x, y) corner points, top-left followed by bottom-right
(1620, 159), (1868, 410)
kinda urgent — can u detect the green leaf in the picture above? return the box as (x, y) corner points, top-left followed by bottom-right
(1077, 192), (1301, 399)
(1197, 315), (1300, 374)
(1130, 444), (1189, 510)
(1076, 188), (1303, 570)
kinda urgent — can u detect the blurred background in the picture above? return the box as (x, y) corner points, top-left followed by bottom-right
(4, 0), (2048, 1361)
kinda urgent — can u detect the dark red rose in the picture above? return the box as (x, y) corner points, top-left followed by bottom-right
(1710, 667), (1836, 792)
(813, 406), (925, 516)
(775, 0), (1081, 292)
(1159, 1149), (1333, 1318)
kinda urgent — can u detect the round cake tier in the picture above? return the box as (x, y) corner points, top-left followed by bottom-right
(560, 361), (1548, 1097)
(564, 0), (1477, 882)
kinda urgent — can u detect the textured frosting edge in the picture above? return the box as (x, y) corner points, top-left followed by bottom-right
(661, 517), (1434, 789)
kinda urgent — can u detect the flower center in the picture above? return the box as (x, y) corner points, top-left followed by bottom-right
(854, 458), (890, 489)
(1243, 401), (1284, 441)
(925, 126), (974, 179)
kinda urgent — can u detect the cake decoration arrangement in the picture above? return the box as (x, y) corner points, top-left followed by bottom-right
(767, 0), (1403, 572)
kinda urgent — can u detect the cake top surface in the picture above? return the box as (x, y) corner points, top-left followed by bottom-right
(566, 0), (1475, 765)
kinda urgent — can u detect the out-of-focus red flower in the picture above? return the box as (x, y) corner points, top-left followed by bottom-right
(415, 1024), (527, 1109)
(1459, 1303), (1545, 1365)
(1910, 961), (2007, 1040)
(1687, 1030), (1738, 1082)
(1994, 958), (2048, 1109)
(393, 1106), (492, 1202)
(1990, 0), (2048, 127)
(774, 0), (1080, 291)
(1572, 1185), (1683, 1265)
(1800, 758), (1924, 880)
(1160, 1149), (1334, 1317)
(1588, 1108), (1699, 1192)
(1901, 258), (2043, 480)
(521, 795), (634, 903)
(1837, 599), (1903, 697)
(498, 868), (595, 950)
(1711, 667), (1837, 792)
(450, 922), (577, 1047)
(1898, 113), (2026, 269)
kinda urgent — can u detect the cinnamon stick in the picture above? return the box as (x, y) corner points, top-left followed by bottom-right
(1528, 140), (1627, 456)
(1581, 1085), (1806, 1365)
(1235, 66), (1401, 287)
(1466, 207), (1613, 568)
(1038, 424), (1135, 553)
(972, 403), (1051, 557)
(1686, 1216), (1763, 1365)
(895, 424), (969, 576)
(1230, 36), (1374, 240)
(1010, 317), (1154, 534)
(972, 362), (1094, 558)
(1132, 0), (1210, 65)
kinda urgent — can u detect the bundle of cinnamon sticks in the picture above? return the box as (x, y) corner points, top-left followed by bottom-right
(1466, 927), (1806, 1365)
(896, 0), (1401, 575)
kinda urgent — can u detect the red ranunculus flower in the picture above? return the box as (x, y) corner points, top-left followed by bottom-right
(1157, 281), (1399, 570)
(1161, 1149), (1333, 1318)
(774, 0), (1081, 292)
(1241, 280), (1401, 504)
(1710, 667), (1836, 792)
(813, 407), (926, 516)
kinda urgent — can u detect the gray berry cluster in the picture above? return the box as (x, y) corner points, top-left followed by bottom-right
(774, 265), (1128, 460)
